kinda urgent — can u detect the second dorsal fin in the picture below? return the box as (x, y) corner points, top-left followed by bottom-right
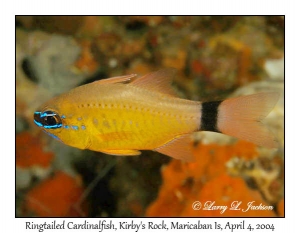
(130, 68), (178, 96)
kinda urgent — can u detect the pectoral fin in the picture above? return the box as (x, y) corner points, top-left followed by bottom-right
(99, 149), (141, 156)
(154, 134), (195, 162)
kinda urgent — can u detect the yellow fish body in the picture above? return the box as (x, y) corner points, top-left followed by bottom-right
(34, 69), (279, 161)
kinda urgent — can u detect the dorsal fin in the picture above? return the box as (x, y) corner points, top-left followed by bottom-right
(93, 74), (137, 85)
(130, 68), (178, 96)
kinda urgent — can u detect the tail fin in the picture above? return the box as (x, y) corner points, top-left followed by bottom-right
(217, 92), (280, 148)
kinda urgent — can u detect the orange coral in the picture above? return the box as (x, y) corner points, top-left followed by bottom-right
(191, 59), (211, 78)
(277, 199), (284, 217)
(76, 16), (103, 38)
(162, 49), (187, 71)
(126, 61), (154, 76)
(188, 141), (258, 181)
(16, 132), (54, 168)
(74, 40), (99, 74)
(146, 141), (278, 217)
(182, 174), (275, 217)
(24, 171), (85, 217)
(30, 16), (84, 35)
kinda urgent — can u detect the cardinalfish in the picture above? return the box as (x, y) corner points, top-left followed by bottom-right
(34, 69), (279, 161)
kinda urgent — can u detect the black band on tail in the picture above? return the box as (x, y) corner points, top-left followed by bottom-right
(201, 101), (222, 132)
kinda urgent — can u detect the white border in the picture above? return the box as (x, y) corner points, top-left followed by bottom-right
(3, 0), (298, 232)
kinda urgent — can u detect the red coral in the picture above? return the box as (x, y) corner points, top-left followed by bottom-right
(191, 59), (211, 78)
(74, 40), (99, 74)
(181, 174), (275, 217)
(24, 171), (85, 217)
(16, 132), (54, 169)
(146, 141), (278, 217)
(277, 199), (284, 217)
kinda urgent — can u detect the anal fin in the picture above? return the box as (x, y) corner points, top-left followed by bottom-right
(99, 149), (141, 156)
(154, 134), (195, 162)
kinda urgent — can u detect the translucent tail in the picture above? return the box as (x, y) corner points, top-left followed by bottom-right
(217, 92), (280, 148)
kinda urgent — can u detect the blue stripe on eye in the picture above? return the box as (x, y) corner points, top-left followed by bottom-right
(81, 125), (86, 130)
(44, 123), (63, 129)
(34, 119), (43, 127)
(71, 125), (79, 130)
(64, 125), (69, 129)
(40, 112), (56, 118)
(61, 115), (66, 119)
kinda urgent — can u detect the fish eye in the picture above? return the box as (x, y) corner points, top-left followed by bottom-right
(43, 111), (60, 126)
(34, 111), (62, 129)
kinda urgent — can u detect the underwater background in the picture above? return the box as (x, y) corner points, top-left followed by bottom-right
(16, 16), (284, 217)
